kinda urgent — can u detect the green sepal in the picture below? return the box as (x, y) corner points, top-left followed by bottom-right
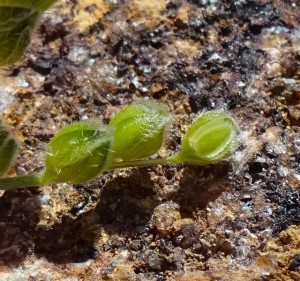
(0, 118), (19, 177)
(41, 122), (114, 184)
(109, 101), (171, 162)
(0, 0), (56, 11)
(175, 111), (237, 165)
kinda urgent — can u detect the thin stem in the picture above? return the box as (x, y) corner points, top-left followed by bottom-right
(0, 173), (42, 190)
(0, 154), (185, 190)
(108, 154), (185, 170)
(108, 157), (170, 170)
(165, 153), (183, 164)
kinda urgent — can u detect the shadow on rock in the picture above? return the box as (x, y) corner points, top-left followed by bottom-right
(33, 162), (232, 264)
(34, 169), (159, 264)
(0, 188), (41, 266)
(171, 162), (232, 214)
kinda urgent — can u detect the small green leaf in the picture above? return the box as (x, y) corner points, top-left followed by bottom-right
(109, 101), (171, 162)
(0, 0), (57, 65)
(0, 7), (40, 65)
(41, 122), (114, 184)
(0, 0), (57, 11)
(174, 111), (237, 165)
(0, 118), (19, 177)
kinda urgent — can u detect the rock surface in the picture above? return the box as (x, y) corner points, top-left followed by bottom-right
(0, 0), (300, 280)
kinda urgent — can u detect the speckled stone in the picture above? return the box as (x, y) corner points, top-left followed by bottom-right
(1, 0), (300, 280)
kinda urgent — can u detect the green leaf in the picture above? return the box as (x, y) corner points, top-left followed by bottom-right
(41, 122), (114, 184)
(0, 118), (19, 177)
(0, 7), (40, 65)
(109, 101), (171, 162)
(174, 111), (237, 165)
(0, 0), (56, 11)
(0, 0), (57, 65)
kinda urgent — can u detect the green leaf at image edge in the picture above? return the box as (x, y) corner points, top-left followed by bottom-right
(0, 0), (57, 11)
(0, 7), (40, 65)
(0, 1), (57, 65)
(0, 119), (19, 177)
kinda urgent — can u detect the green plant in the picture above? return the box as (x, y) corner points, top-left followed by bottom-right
(170, 111), (237, 165)
(41, 122), (114, 184)
(109, 101), (171, 162)
(0, 118), (19, 177)
(0, 0), (57, 65)
(0, 101), (238, 190)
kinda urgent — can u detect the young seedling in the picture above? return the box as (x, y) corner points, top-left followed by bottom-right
(0, 0), (57, 65)
(0, 101), (238, 190)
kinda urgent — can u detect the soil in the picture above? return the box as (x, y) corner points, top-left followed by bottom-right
(0, 0), (300, 280)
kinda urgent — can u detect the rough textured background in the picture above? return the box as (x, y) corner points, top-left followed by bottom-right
(0, 0), (300, 280)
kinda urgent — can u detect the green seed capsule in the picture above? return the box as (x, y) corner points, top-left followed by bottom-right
(109, 101), (171, 162)
(41, 122), (114, 184)
(0, 118), (18, 177)
(174, 111), (237, 165)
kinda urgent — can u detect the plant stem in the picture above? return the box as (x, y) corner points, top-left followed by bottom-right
(108, 157), (170, 170)
(165, 154), (183, 164)
(0, 155), (185, 190)
(0, 173), (42, 190)
(108, 154), (184, 170)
